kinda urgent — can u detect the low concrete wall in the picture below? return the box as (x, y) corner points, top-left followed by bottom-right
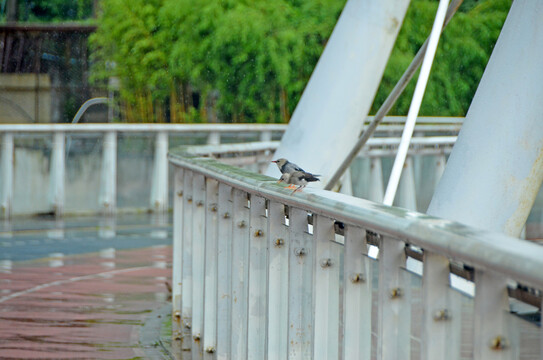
(0, 74), (51, 123)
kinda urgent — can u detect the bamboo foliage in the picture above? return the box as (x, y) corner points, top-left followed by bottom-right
(90, 0), (511, 123)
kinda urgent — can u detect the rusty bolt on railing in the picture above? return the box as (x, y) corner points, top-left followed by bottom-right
(187, 197), (193, 203)
(433, 309), (450, 321)
(294, 248), (306, 257)
(390, 287), (403, 299)
(238, 220), (246, 228)
(254, 229), (264, 237)
(184, 322), (191, 329)
(174, 310), (181, 319)
(205, 346), (216, 353)
(173, 331), (182, 340)
(210, 204), (217, 212)
(274, 238), (284, 247)
(193, 334), (201, 342)
(177, 191), (183, 197)
(196, 200), (204, 207)
(223, 212), (230, 219)
(349, 273), (365, 283)
(320, 258), (333, 268)
(490, 336), (508, 350)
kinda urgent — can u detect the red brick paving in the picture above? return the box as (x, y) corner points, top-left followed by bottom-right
(0, 245), (172, 359)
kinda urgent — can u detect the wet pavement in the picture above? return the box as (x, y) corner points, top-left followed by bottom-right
(0, 215), (173, 359)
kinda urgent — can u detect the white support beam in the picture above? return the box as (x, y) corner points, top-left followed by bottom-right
(266, 0), (411, 185)
(427, 2), (543, 358)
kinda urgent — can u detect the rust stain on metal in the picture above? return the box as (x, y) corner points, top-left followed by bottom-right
(504, 145), (543, 236)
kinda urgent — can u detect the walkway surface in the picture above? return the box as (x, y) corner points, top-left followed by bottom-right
(0, 215), (173, 359)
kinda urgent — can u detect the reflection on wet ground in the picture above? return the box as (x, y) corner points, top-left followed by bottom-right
(0, 215), (172, 359)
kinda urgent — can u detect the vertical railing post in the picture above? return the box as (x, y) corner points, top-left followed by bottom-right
(421, 252), (460, 360)
(151, 131), (169, 212)
(100, 131), (117, 215)
(182, 171), (194, 350)
(207, 131), (220, 145)
(48, 131), (65, 217)
(473, 271), (514, 360)
(217, 183), (233, 359)
(258, 130), (273, 173)
(288, 208), (314, 359)
(247, 195), (268, 358)
(230, 189), (250, 360)
(377, 236), (411, 360)
(313, 215), (340, 360)
(343, 225), (371, 360)
(204, 178), (219, 358)
(1, 133), (14, 219)
(339, 168), (353, 195)
(267, 201), (289, 360)
(192, 173), (206, 359)
(433, 154), (446, 189)
(368, 157), (384, 202)
(259, 130), (272, 142)
(396, 156), (417, 211)
(172, 168), (184, 350)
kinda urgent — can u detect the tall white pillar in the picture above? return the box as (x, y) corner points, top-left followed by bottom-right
(266, 0), (411, 184)
(425, 2), (543, 359)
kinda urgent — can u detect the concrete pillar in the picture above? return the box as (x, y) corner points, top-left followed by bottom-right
(426, 2), (543, 359)
(266, 0), (411, 184)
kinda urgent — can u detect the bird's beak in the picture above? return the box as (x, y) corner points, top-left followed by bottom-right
(271, 160), (278, 163)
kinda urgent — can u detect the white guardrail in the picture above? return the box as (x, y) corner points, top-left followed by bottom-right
(0, 117), (462, 218)
(168, 143), (543, 360)
(0, 124), (286, 218)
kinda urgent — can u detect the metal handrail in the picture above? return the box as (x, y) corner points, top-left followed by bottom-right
(168, 147), (543, 290)
(0, 123), (288, 133)
(168, 145), (543, 359)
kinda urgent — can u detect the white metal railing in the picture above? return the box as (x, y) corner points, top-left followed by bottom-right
(0, 118), (461, 219)
(168, 145), (543, 360)
(0, 123), (286, 218)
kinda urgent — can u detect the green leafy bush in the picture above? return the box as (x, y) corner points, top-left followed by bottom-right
(90, 0), (511, 122)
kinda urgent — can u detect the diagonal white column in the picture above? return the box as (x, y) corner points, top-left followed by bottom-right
(266, 0), (410, 184)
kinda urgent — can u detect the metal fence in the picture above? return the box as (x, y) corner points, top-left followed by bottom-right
(0, 123), (286, 218)
(0, 117), (464, 219)
(168, 143), (543, 360)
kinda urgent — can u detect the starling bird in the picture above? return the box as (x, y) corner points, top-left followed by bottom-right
(271, 158), (305, 175)
(280, 170), (320, 194)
